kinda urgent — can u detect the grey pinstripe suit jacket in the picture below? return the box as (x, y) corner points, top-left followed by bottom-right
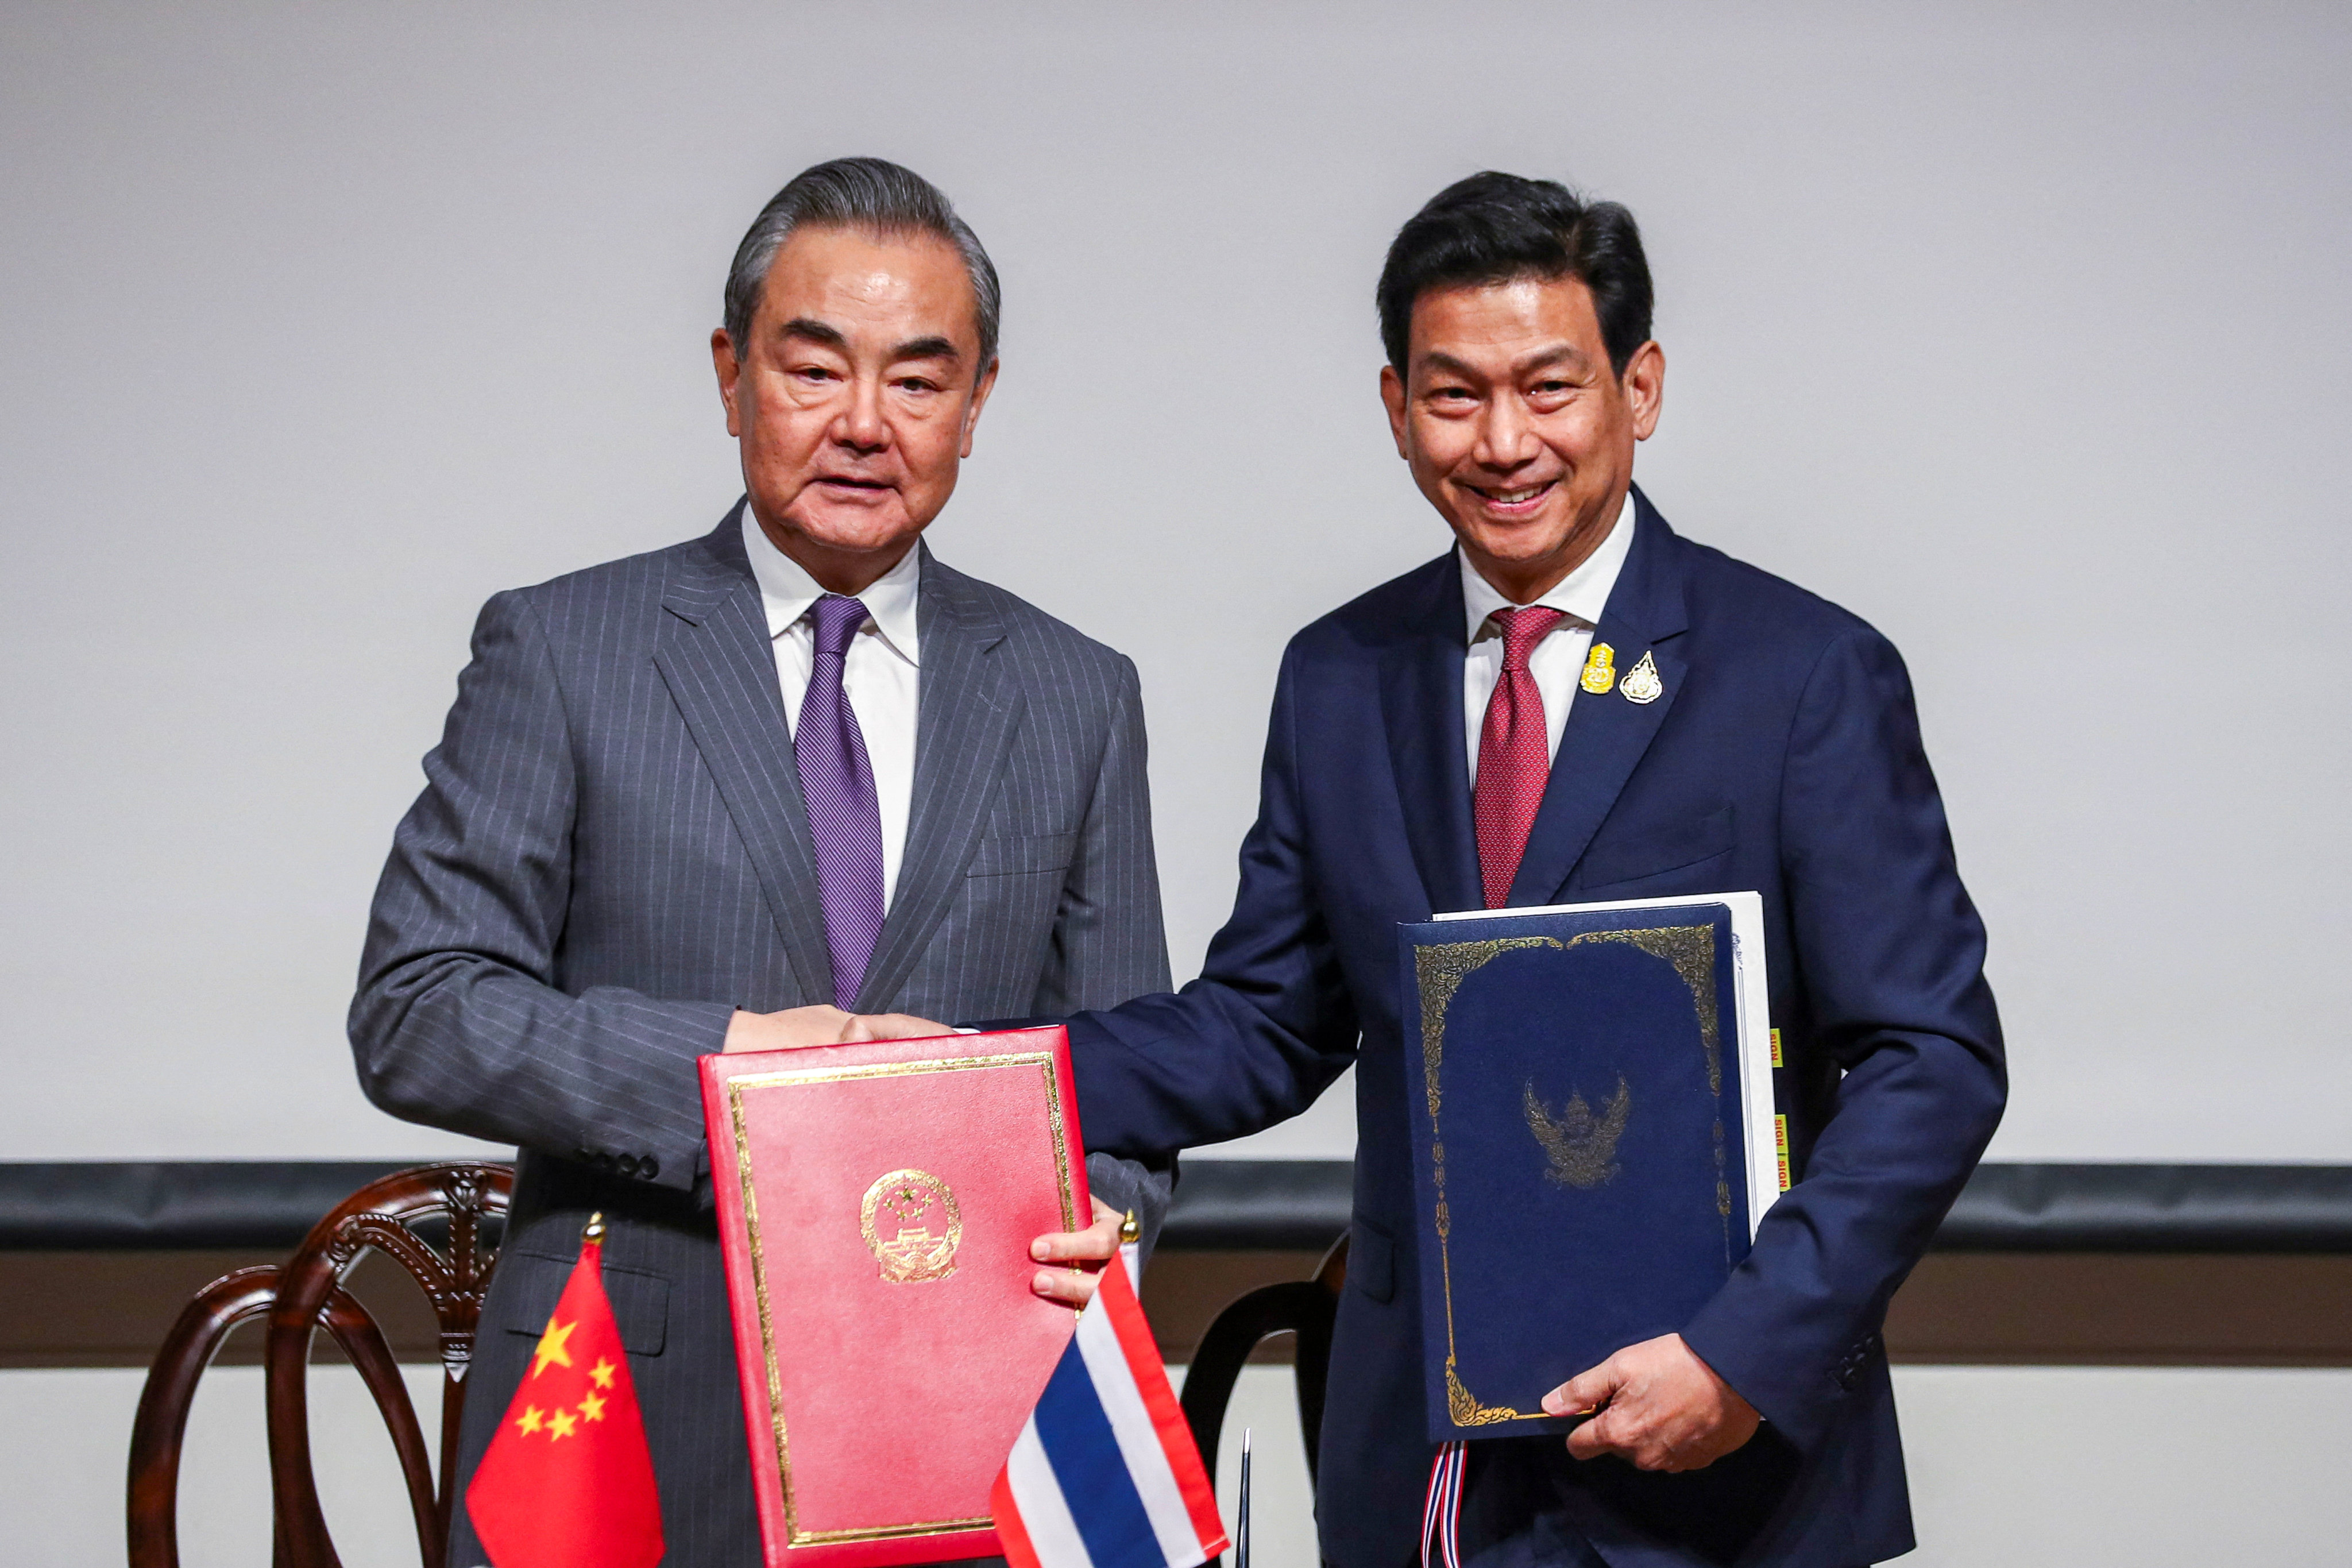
(349, 503), (1172, 1566)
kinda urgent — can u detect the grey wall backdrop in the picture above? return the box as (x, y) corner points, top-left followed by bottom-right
(3, 1), (2346, 1164)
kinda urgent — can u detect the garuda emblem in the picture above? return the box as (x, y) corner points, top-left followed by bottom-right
(860, 1169), (961, 1284)
(1524, 1075), (1631, 1189)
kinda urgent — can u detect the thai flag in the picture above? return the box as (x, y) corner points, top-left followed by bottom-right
(992, 1248), (1230, 1568)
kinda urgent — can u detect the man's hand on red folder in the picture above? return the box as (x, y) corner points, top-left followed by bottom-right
(840, 1012), (954, 1042)
(1542, 1333), (1760, 1473)
(721, 1005), (853, 1052)
(1028, 1196), (1125, 1307)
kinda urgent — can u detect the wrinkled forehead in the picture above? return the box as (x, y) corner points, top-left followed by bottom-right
(755, 224), (982, 354)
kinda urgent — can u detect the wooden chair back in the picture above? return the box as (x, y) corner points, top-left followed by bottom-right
(126, 1161), (513, 1568)
(1177, 1232), (1348, 1494)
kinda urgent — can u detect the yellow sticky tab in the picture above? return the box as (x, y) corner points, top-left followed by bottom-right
(1770, 1028), (1783, 1068)
(1774, 1114), (1791, 1192)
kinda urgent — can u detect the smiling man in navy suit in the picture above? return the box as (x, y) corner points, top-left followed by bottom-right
(1028, 174), (2007, 1566)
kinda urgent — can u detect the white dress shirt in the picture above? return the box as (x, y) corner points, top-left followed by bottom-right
(741, 509), (922, 913)
(1461, 490), (1635, 787)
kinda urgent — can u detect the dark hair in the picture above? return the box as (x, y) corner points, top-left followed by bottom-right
(724, 157), (1002, 368)
(1376, 172), (1653, 377)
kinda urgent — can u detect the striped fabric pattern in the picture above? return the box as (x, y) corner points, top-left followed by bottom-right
(1419, 1442), (1467, 1568)
(349, 503), (1174, 1566)
(994, 1254), (1225, 1568)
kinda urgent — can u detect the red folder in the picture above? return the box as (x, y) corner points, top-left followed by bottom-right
(701, 1026), (1092, 1568)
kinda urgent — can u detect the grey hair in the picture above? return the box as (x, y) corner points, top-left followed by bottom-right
(723, 157), (1002, 370)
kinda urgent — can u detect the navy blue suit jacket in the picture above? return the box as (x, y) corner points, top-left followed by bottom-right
(1069, 491), (2005, 1567)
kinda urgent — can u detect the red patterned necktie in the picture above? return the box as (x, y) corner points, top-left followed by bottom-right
(1473, 606), (1568, 908)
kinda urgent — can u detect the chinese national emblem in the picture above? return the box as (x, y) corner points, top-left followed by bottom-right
(1620, 650), (1663, 704)
(1579, 642), (1617, 694)
(860, 1169), (963, 1283)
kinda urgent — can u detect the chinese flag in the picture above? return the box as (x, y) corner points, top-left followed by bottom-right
(466, 1217), (665, 1568)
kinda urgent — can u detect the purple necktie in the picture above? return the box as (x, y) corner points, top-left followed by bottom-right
(794, 594), (887, 1008)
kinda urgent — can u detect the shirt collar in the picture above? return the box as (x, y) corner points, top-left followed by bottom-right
(1459, 486), (1635, 646)
(740, 505), (922, 666)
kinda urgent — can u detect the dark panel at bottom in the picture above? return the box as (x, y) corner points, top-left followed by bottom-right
(1886, 1252), (2352, 1365)
(1133, 1250), (2352, 1369)
(0, 1250), (447, 1369)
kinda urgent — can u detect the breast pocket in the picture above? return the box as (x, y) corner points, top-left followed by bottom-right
(965, 831), (1079, 879)
(1575, 802), (1736, 891)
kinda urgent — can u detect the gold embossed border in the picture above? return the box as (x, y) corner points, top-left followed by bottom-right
(725, 1051), (1077, 1544)
(1413, 926), (1720, 1430)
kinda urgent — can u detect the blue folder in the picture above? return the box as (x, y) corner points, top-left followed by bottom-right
(1399, 901), (1764, 1442)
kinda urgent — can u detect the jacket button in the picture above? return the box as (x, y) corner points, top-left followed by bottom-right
(640, 1155), (659, 1180)
(618, 1154), (640, 1177)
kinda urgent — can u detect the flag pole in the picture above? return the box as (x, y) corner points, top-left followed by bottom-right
(1117, 1210), (1141, 1295)
(1235, 1428), (1251, 1568)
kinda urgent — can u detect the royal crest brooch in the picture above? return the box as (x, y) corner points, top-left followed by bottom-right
(1620, 650), (1663, 705)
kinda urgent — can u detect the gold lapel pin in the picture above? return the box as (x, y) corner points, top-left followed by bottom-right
(1620, 650), (1663, 705)
(1579, 642), (1617, 695)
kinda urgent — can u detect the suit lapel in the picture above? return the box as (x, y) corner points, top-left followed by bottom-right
(651, 505), (835, 1005)
(1380, 556), (1482, 917)
(853, 547), (1025, 1012)
(1507, 489), (1693, 907)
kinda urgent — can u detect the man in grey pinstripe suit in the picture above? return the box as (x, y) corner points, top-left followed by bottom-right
(349, 159), (1171, 1565)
